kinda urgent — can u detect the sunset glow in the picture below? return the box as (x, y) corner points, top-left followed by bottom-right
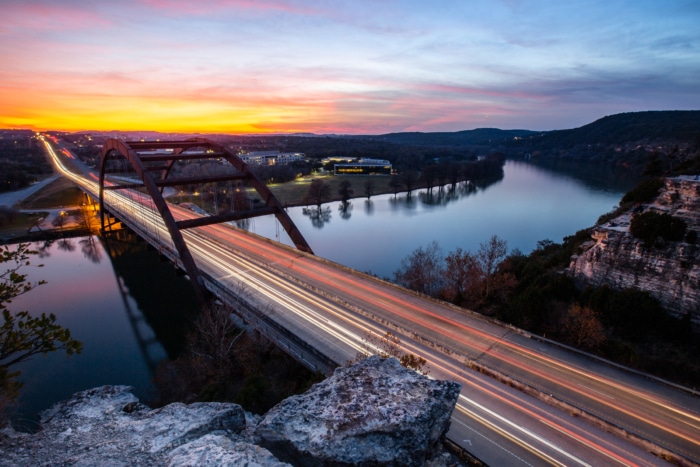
(1, 0), (698, 134)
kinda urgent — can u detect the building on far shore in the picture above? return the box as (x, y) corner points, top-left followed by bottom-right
(239, 150), (305, 166)
(325, 157), (392, 175)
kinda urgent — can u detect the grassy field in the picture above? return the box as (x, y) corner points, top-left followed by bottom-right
(17, 177), (85, 210)
(0, 178), (86, 240)
(0, 212), (47, 240)
(268, 174), (399, 206)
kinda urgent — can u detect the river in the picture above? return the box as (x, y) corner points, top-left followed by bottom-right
(5, 159), (637, 430)
(244, 160), (637, 278)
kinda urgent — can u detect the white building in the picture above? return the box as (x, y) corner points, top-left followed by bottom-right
(239, 151), (305, 165)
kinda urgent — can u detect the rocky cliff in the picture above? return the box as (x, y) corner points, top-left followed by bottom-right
(0, 356), (461, 466)
(569, 176), (700, 327)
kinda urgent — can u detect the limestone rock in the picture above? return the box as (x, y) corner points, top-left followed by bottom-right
(1, 358), (461, 466)
(0, 385), (279, 466)
(570, 176), (700, 327)
(254, 355), (461, 466)
(167, 434), (290, 466)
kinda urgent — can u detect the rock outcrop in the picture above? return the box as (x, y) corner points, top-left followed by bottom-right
(0, 357), (461, 466)
(0, 385), (283, 466)
(570, 176), (700, 327)
(255, 356), (461, 466)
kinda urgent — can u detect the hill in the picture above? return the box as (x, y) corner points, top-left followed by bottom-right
(519, 111), (700, 147)
(359, 128), (536, 147)
(500, 110), (700, 173)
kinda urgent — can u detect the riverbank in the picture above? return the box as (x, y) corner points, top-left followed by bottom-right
(0, 177), (97, 244)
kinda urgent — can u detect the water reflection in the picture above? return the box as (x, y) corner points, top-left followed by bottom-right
(239, 160), (637, 279)
(302, 206), (332, 228)
(339, 201), (353, 220)
(102, 231), (198, 359)
(56, 237), (75, 252)
(9, 233), (198, 431)
(364, 199), (374, 216)
(80, 236), (102, 263)
(522, 159), (639, 193)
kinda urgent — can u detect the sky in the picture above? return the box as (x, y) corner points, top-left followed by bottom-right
(1, 0), (698, 134)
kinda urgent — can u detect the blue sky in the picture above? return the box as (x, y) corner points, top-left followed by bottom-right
(1, 0), (698, 133)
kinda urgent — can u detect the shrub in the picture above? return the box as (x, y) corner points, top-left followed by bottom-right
(629, 211), (687, 245)
(621, 178), (664, 204)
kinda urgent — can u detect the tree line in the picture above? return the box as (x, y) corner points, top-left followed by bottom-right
(0, 134), (53, 193)
(302, 153), (505, 208)
(393, 231), (699, 386)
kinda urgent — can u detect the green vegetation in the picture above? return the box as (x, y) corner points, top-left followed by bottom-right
(519, 111), (700, 147)
(394, 230), (700, 386)
(504, 111), (700, 173)
(0, 131), (53, 193)
(620, 178), (664, 204)
(17, 178), (85, 210)
(0, 244), (82, 425)
(629, 211), (687, 245)
(0, 208), (47, 241)
(0, 178), (95, 242)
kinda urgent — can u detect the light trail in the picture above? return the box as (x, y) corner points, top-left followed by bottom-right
(193, 218), (700, 456)
(39, 137), (695, 466)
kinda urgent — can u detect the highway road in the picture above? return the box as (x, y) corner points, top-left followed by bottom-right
(185, 211), (699, 466)
(40, 136), (699, 466)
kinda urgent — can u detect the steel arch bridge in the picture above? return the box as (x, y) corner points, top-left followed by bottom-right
(98, 138), (313, 298)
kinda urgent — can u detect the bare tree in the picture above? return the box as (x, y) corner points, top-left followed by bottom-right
(442, 247), (480, 305)
(388, 176), (403, 198)
(393, 241), (444, 296)
(188, 303), (243, 370)
(51, 211), (68, 231)
(338, 180), (353, 204)
(477, 235), (508, 299)
(420, 165), (438, 193)
(304, 179), (331, 208)
(400, 171), (419, 196)
(363, 178), (375, 200)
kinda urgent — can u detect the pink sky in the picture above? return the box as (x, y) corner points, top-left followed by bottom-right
(1, 0), (698, 134)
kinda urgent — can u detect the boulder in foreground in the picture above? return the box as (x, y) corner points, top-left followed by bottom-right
(255, 355), (461, 466)
(0, 357), (461, 466)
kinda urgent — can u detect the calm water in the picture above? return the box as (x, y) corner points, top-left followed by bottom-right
(6, 160), (636, 429)
(7, 235), (198, 431)
(244, 160), (637, 278)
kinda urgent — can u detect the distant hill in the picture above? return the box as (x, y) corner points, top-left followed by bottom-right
(518, 111), (700, 147)
(498, 111), (700, 173)
(360, 128), (536, 147)
(346, 111), (699, 151)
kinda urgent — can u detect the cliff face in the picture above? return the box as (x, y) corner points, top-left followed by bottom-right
(0, 356), (460, 466)
(570, 176), (700, 327)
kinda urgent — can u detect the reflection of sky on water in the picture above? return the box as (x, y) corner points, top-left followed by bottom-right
(8, 238), (165, 431)
(245, 161), (630, 278)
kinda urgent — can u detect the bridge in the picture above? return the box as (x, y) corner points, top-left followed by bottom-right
(41, 136), (699, 466)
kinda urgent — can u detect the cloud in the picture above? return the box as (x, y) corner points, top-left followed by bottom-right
(139, 0), (321, 17)
(0, 1), (112, 33)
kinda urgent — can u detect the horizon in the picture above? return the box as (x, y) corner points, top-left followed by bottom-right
(3, 109), (699, 137)
(1, 1), (699, 134)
